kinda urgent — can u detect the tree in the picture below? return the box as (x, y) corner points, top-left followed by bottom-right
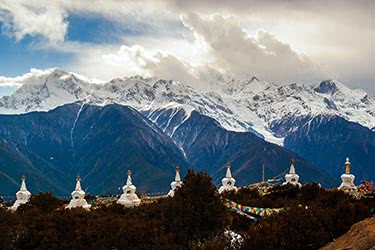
(18, 192), (66, 214)
(166, 169), (229, 246)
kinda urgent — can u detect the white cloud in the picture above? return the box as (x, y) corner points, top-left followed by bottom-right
(66, 43), (203, 86)
(68, 44), (147, 81)
(0, 68), (54, 86)
(182, 14), (327, 83)
(0, 0), (178, 44)
(143, 53), (201, 84)
(58, 13), (326, 87)
(0, 0), (68, 44)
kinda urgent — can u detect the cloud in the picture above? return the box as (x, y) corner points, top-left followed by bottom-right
(167, 0), (375, 21)
(26, 12), (328, 88)
(61, 13), (327, 87)
(66, 43), (203, 86)
(166, 0), (375, 90)
(182, 14), (327, 83)
(0, 0), (68, 44)
(0, 0), (179, 45)
(0, 0), (373, 92)
(142, 53), (201, 84)
(66, 44), (146, 81)
(0, 68), (52, 86)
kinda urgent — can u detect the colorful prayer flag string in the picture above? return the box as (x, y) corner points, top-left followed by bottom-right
(224, 199), (283, 220)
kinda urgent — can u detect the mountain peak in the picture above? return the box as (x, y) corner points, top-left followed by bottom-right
(314, 80), (338, 94)
(50, 68), (69, 77)
(251, 76), (260, 82)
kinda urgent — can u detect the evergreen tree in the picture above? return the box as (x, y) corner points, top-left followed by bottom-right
(166, 169), (229, 246)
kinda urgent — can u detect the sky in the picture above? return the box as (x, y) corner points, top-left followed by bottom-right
(0, 0), (374, 95)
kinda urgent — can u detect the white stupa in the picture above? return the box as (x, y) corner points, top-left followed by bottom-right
(66, 176), (91, 210)
(117, 170), (141, 207)
(218, 162), (237, 193)
(338, 157), (356, 191)
(168, 166), (183, 197)
(10, 176), (31, 211)
(283, 160), (302, 187)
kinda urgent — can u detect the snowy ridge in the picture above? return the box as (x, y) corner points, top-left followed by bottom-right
(0, 68), (374, 145)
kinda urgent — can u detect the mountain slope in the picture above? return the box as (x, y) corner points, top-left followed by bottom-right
(284, 115), (375, 183)
(171, 111), (337, 187)
(71, 103), (192, 194)
(0, 104), (81, 195)
(0, 103), (191, 196)
(0, 139), (65, 196)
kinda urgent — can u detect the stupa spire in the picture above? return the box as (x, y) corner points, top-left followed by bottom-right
(226, 162), (232, 178)
(75, 175), (82, 191)
(20, 175), (27, 191)
(289, 160), (296, 174)
(175, 166), (181, 182)
(126, 170), (133, 185)
(345, 157), (351, 174)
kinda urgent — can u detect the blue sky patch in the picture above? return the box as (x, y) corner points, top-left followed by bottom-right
(66, 14), (141, 44)
(0, 23), (74, 77)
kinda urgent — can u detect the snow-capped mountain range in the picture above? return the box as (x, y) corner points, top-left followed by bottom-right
(0, 68), (374, 145)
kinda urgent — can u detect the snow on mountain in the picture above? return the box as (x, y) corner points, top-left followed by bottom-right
(0, 68), (91, 113)
(0, 68), (374, 146)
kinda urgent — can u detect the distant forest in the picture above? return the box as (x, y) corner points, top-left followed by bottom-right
(1, 170), (374, 250)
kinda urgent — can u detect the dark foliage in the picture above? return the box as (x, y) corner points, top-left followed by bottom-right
(223, 184), (375, 250)
(165, 170), (229, 246)
(18, 192), (67, 213)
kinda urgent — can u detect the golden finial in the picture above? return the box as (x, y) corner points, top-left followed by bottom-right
(22, 175), (26, 181)
(176, 166), (180, 172)
(76, 175), (81, 181)
(226, 161), (231, 168)
(128, 169), (132, 176)
(345, 157), (351, 174)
